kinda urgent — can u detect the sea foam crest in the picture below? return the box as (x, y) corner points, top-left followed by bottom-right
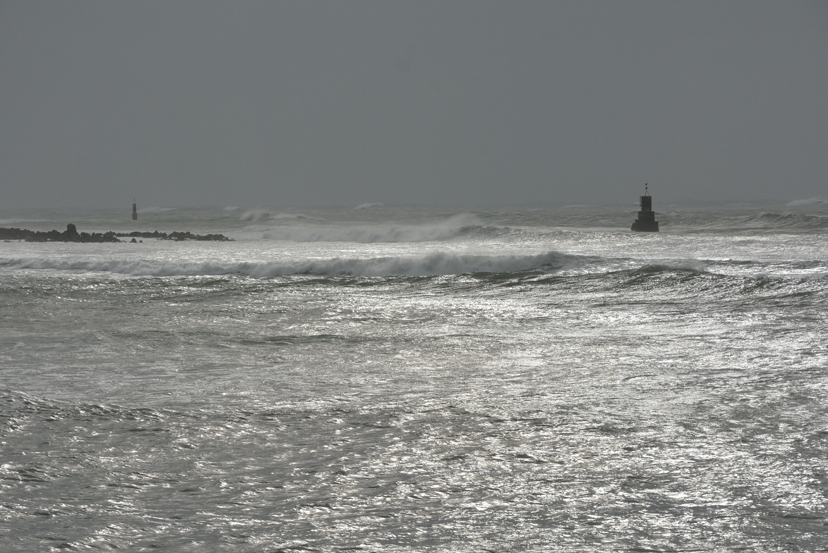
(239, 208), (272, 221)
(1, 251), (567, 277)
(258, 213), (483, 243)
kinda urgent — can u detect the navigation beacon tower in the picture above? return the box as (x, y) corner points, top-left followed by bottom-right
(132, 199), (138, 221)
(631, 184), (659, 232)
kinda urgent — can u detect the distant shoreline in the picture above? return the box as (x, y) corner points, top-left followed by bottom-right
(0, 224), (232, 243)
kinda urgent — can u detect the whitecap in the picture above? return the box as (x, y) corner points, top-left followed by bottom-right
(239, 208), (272, 222)
(0, 250), (571, 278)
(261, 213), (484, 243)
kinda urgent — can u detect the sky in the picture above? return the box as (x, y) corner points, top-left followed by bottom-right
(1, 0), (826, 209)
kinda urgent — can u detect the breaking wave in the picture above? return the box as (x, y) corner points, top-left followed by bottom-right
(257, 213), (486, 243)
(753, 212), (828, 230)
(0, 251), (571, 278)
(239, 208), (271, 222)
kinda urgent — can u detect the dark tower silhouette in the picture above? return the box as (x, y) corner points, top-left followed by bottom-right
(631, 184), (659, 232)
(132, 199), (138, 221)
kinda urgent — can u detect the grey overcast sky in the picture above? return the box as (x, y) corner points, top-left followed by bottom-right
(1, 1), (826, 208)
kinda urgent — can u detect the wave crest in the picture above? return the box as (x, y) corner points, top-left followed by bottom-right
(258, 214), (484, 243)
(754, 212), (828, 229)
(239, 208), (271, 222)
(1, 251), (568, 278)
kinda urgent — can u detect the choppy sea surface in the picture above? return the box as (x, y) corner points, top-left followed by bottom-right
(1, 201), (827, 551)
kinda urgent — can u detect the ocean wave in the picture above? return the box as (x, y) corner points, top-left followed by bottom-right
(0, 251), (570, 278)
(753, 212), (828, 229)
(676, 211), (828, 232)
(354, 203), (384, 210)
(787, 198), (828, 206)
(240, 210), (316, 223)
(239, 208), (271, 221)
(258, 213), (485, 243)
(270, 212), (314, 220)
(610, 264), (828, 304)
(136, 207), (177, 214)
(0, 390), (166, 425)
(626, 260), (710, 275)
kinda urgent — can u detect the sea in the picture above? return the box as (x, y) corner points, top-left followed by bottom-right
(1, 200), (827, 552)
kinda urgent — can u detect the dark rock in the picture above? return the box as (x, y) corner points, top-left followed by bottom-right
(0, 225), (230, 242)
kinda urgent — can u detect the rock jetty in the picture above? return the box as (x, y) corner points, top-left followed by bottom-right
(0, 224), (232, 242)
(116, 230), (232, 241)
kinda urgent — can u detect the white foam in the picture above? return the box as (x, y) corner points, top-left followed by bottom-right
(259, 213), (483, 243)
(1, 251), (566, 278)
(239, 208), (272, 221)
(354, 203), (384, 210)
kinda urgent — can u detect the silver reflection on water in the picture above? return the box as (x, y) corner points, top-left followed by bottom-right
(1, 204), (827, 551)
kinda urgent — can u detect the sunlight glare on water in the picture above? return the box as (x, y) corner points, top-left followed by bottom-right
(1, 203), (827, 551)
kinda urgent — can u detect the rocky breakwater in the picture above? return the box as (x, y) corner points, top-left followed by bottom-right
(0, 224), (231, 242)
(117, 230), (231, 241)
